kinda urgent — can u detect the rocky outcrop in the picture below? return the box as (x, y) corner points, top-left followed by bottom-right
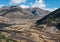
(0, 6), (60, 42)
(1, 25), (60, 42)
(0, 6), (49, 19)
(35, 8), (60, 33)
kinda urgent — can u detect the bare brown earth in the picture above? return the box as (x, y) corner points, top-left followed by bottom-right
(0, 19), (60, 42)
(0, 16), (60, 42)
(0, 6), (60, 42)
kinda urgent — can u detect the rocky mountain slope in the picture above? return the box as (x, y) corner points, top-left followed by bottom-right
(0, 6), (60, 42)
(0, 6), (49, 19)
(0, 24), (60, 42)
(0, 6), (49, 25)
(27, 8), (49, 19)
(36, 8), (60, 25)
(36, 8), (60, 33)
(0, 6), (35, 19)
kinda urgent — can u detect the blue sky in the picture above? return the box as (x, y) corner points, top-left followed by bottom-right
(44, 0), (60, 8)
(0, 0), (60, 11)
(0, 0), (35, 6)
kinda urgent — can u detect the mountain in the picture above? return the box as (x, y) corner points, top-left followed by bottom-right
(0, 6), (49, 24)
(0, 6), (35, 19)
(36, 8), (60, 25)
(0, 6), (60, 42)
(0, 6), (49, 19)
(27, 8), (49, 19)
(35, 8), (60, 33)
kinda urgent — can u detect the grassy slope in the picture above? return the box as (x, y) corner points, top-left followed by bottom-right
(0, 32), (17, 42)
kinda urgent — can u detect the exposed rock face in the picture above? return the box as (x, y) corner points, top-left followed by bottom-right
(35, 8), (60, 33)
(0, 6), (60, 42)
(36, 8), (60, 25)
(27, 8), (49, 19)
(0, 6), (49, 19)
(0, 6), (49, 25)
(1, 25), (60, 42)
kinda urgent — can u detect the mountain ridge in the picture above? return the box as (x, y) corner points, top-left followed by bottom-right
(35, 8), (60, 33)
(36, 8), (60, 25)
(0, 6), (60, 42)
(0, 6), (49, 19)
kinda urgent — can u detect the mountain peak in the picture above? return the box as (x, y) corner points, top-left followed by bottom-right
(0, 6), (49, 19)
(36, 8), (60, 25)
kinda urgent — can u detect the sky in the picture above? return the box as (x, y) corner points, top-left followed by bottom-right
(0, 0), (60, 11)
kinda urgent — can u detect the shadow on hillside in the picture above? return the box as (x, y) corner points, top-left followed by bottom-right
(0, 23), (12, 28)
(56, 23), (60, 30)
(0, 8), (22, 16)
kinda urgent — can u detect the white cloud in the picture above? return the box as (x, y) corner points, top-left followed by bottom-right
(20, 5), (29, 8)
(30, 0), (58, 12)
(0, 5), (5, 8)
(9, 0), (58, 11)
(31, 0), (46, 9)
(10, 0), (26, 5)
(45, 8), (58, 12)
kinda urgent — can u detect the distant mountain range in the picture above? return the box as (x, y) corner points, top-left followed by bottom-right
(0, 6), (60, 42)
(0, 6), (49, 19)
